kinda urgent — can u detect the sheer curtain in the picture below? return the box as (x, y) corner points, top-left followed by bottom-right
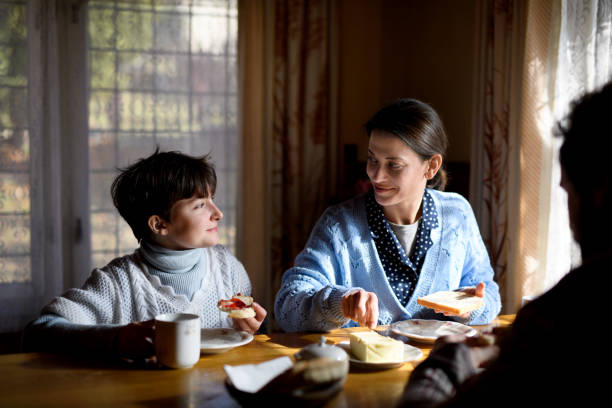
(473, 0), (611, 313)
(0, 0), (66, 332)
(521, 0), (611, 302)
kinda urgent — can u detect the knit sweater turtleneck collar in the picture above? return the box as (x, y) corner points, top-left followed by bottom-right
(139, 240), (202, 274)
(138, 240), (207, 301)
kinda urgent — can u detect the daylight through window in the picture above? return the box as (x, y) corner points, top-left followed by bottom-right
(88, 0), (238, 267)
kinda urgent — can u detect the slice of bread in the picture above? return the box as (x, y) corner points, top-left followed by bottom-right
(218, 294), (255, 318)
(417, 291), (484, 315)
(228, 307), (256, 319)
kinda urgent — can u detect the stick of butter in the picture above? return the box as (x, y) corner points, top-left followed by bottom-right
(349, 332), (404, 362)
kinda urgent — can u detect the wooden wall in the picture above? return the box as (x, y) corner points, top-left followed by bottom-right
(337, 0), (479, 198)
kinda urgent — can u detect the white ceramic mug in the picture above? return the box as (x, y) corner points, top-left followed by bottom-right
(155, 313), (201, 369)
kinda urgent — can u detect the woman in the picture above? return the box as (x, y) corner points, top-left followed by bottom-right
(274, 99), (501, 332)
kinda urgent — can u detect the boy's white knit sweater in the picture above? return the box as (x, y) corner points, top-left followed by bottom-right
(23, 244), (251, 355)
(43, 244), (250, 326)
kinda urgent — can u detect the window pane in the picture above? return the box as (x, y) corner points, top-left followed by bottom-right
(156, 54), (190, 92)
(116, 10), (153, 51)
(91, 211), (120, 252)
(116, 132), (158, 167)
(191, 55), (233, 93)
(88, 8), (115, 49)
(118, 52), (155, 90)
(0, 1), (31, 285)
(89, 131), (117, 171)
(154, 12), (189, 53)
(90, 50), (116, 89)
(88, 0), (238, 266)
(0, 212), (31, 253)
(0, 87), (27, 128)
(154, 93), (190, 131)
(89, 90), (116, 130)
(0, 2), (26, 43)
(90, 171), (116, 212)
(0, 255), (29, 284)
(118, 91), (155, 131)
(0, 172), (30, 213)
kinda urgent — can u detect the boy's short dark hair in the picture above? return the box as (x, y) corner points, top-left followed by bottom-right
(111, 148), (217, 241)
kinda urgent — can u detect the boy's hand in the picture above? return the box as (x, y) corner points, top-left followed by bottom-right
(341, 289), (379, 329)
(116, 320), (155, 360)
(232, 302), (267, 334)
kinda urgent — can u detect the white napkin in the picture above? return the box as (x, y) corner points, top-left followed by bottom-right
(224, 356), (293, 393)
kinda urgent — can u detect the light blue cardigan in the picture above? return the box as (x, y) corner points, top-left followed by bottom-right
(274, 189), (501, 332)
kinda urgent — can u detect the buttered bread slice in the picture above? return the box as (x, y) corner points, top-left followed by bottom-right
(349, 332), (404, 363)
(417, 290), (484, 315)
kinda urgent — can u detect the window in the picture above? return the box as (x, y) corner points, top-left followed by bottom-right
(0, 0), (44, 332)
(0, 1), (28, 286)
(88, 0), (238, 267)
(0, 0), (238, 332)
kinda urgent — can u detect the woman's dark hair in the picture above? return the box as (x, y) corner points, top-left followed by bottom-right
(558, 81), (612, 196)
(111, 148), (217, 241)
(365, 98), (448, 190)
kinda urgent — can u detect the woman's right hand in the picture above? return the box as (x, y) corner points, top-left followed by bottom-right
(341, 289), (379, 329)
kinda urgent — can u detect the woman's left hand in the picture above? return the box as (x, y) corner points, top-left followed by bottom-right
(232, 302), (267, 334)
(434, 282), (485, 318)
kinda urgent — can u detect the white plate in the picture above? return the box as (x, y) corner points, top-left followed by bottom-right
(200, 328), (253, 354)
(337, 341), (423, 370)
(390, 319), (478, 344)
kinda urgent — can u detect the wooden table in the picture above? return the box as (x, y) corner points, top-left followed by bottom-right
(0, 315), (514, 407)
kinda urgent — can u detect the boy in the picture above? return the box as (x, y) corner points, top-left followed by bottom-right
(23, 149), (266, 360)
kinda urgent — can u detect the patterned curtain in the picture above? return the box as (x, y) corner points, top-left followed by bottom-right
(238, 0), (337, 321)
(471, 0), (525, 312)
(270, 0), (336, 297)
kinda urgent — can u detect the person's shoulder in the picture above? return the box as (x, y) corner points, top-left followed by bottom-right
(515, 252), (612, 333)
(428, 189), (471, 209)
(102, 250), (141, 269)
(429, 189), (475, 217)
(320, 194), (367, 224)
(428, 190), (478, 233)
(205, 245), (244, 268)
(316, 194), (368, 238)
(94, 250), (144, 279)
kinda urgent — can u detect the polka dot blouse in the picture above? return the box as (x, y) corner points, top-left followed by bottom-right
(365, 189), (439, 306)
